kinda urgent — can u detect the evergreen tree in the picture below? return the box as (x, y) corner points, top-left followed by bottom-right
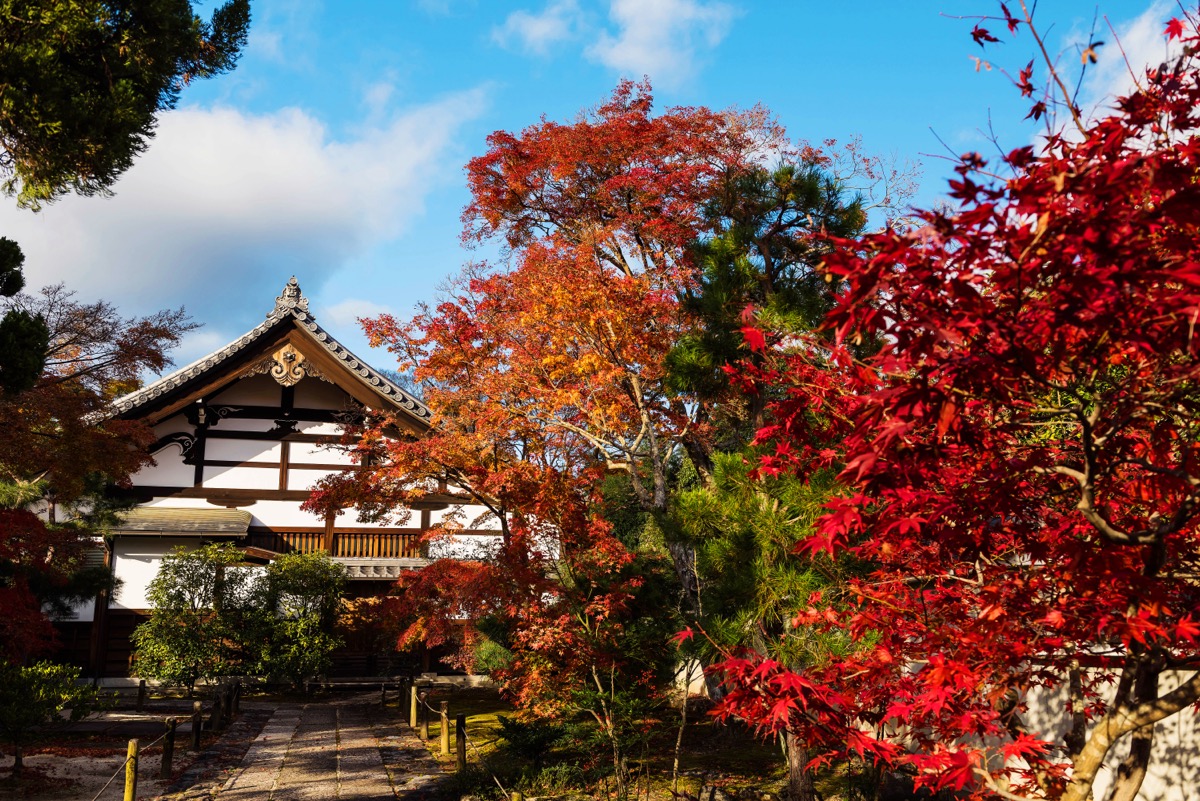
(668, 162), (868, 454)
(0, 238), (47, 395)
(0, 0), (251, 208)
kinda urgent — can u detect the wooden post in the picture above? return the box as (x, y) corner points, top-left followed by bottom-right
(419, 692), (429, 740)
(380, 682), (387, 709)
(190, 701), (202, 751)
(409, 684), (419, 730)
(232, 682), (242, 715)
(210, 695), (223, 732)
(123, 739), (139, 801)
(160, 718), (177, 781)
(136, 679), (147, 712)
(511, 793), (524, 801)
(439, 701), (450, 755)
(456, 713), (466, 771)
(221, 685), (233, 721)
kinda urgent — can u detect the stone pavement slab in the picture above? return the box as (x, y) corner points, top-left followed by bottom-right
(195, 698), (446, 801)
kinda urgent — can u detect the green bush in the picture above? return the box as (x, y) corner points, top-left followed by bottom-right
(0, 662), (103, 775)
(255, 552), (346, 688)
(131, 543), (256, 695)
(497, 715), (563, 769)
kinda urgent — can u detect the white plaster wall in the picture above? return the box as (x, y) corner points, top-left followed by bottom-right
(206, 439), (284, 463)
(289, 441), (353, 464)
(428, 534), (503, 560)
(54, 597), (95, 621)
(242, 500), (328, 528)
(298, 421), (341, 435)
(151, 415), (192, 437)
(294, 378), (349, 408)
(130, 414), (197, 486)
(286, 468), (336, 492)
(429, 505), (502, 530)
(209, 375), (280, 406)
(1024, 671), (1200, 801)
(131, 443), (195, 487)
(203, 465), (277, 490)
(141, 496), (221, 510)
(111, 537), (203, 609)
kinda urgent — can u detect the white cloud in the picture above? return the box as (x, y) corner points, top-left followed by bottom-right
(1, 87), (489, 328)
(323, 298), (396, 330)
(493, 0), (582, 56)
(1073, 0), (1179, 120)
(586, 0), (738, 87)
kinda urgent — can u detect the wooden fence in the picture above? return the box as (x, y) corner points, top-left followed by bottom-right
(246, 531), (422, 559)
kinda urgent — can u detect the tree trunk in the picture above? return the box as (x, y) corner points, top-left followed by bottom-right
(1062, 670), (1200, 801)
(12, 744), (22, 777)
(1105, 664), (1160, 801)
(785, 731), (816, 801)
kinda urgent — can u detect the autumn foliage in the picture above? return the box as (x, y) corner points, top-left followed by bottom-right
(0, 285), (194, 661)
(716, 8), (1200, 801)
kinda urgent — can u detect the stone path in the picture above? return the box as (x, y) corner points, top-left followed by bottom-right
(193, 700), (445, 800)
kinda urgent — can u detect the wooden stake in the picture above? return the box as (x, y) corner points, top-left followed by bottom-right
(160, 718), (177, 781)
(123, 739), (139, 801)
(419, 692), (429, 740)
(136, 679), (146, 712)
(410, 684), (419, 729)
(210, 695), (223, 732)
(456, 713), (466, 771)
(439, 701), (450, 756)
(190, 701), (202, 752)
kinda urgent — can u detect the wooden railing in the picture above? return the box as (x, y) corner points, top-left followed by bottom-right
(334, 532), (421, 559)
(247, 530), (325, 554)
(246, 530), (422, 559)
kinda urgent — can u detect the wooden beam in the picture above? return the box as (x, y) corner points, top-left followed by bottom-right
(115, 485), (471, 508)
(278, 441), (290, 491)
(142, 328), (292, 424)
(322, 512), (335, 554)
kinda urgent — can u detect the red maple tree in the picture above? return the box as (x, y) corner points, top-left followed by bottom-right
(0, 285), (194, 662)
(716, 8), (1200, 801)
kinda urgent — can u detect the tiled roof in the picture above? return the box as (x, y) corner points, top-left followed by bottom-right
(112, 507), (252, 536)
(108, 277), (431, 424)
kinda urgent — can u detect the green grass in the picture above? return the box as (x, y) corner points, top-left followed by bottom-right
(412, 689), (801, 800)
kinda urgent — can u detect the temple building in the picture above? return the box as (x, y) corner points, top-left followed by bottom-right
(57, 278), (496, 677)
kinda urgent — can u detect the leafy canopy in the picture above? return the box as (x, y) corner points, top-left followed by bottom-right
(0, 0), (250, 208)
(717, 8), (1200, 801)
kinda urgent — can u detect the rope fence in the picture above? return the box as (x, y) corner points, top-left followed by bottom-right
(88, 723), (172, 801)
(87, 680), (241, 801)
(416, 685), (510, 798)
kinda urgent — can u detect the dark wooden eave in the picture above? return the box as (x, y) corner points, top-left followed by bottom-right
(107, 277), (431, 433)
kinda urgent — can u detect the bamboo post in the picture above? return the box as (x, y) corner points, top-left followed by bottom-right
(419, 692), (429, 740)
(439, 701), (450, 755)
(409, 683), (419, 729)
(160, 718), (177, 780)
(136, 679), (147, 712)
(123, 739), (139, 801)
(455, 713), (466, 771)
(190, 701), (202, 751)
(511, 793), (524, 801)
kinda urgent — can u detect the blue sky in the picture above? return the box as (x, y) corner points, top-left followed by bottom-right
(4, 0), (1174, 371)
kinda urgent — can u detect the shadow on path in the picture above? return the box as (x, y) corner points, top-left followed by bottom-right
(163, 694), (449, 800)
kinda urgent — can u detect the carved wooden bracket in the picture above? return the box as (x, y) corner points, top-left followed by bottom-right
(245, 343), (328, 387)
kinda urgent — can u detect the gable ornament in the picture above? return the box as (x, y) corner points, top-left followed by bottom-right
(245, 343), (328, 386)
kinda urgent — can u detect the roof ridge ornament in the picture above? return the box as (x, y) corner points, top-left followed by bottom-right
(272, 276), (310, 316)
